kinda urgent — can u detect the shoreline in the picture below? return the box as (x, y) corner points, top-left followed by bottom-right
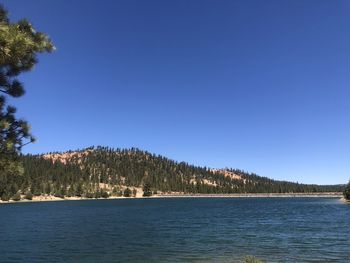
(0, 192), (343, 205)
(156, 192), (343, 198)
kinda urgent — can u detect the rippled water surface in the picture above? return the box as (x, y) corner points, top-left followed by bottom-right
(0, 198), (349, 262)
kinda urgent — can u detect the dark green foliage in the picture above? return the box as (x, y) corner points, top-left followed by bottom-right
(24, 191), (33, 200)
(54, 193), (65, 199)
(123, 188), (132, 197)
(1, 192), (10, 201)
(11, 192), (21, 201)
(112, 186), (122, 196)
(143, 183), (152, 197)
(0, 4), (54, 199)
(343, 181), (350, 200)
(85, 192), (94, 199)
(94, 191), (101, 198)
(6, 146), (343, 200)
(0, 4), (53, 152)
(101, 190), (109, 198)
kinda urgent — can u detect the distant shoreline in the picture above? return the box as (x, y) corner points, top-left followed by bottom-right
(156, 192), (343, 198)
(0, 192), (343, 205)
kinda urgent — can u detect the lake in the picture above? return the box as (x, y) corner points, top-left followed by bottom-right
(0, 198), (349, 262)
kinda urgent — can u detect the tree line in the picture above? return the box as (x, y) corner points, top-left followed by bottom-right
(0, 146), (345, 201)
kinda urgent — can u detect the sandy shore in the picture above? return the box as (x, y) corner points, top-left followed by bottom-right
(0, 192), (343, 205)
(0, 195), (128, 205)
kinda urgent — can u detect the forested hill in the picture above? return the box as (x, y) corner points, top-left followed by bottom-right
(1, 146), (339, 200)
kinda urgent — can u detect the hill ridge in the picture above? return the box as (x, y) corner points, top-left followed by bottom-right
(0, 146), (344, 201)
(17, 146), (342, 198)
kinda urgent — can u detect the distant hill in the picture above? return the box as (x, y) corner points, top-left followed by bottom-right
(5, 146), (341, 200)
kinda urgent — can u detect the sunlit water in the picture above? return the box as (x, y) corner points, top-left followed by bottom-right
(0, 198), (349, 262)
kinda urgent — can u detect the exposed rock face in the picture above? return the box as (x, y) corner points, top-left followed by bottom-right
(42, 149), (94, 164)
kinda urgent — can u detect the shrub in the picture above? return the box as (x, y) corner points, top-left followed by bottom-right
(95, 191), (101, 198)
(101, 190), (109, 198)
(24, 191), (33, 200)
(11, 192), (21, 201)
(33, 189), (42, 196)
(143, 183), (152, 197)
(123, 188), (132, 197)
(54, 193), (65, 199)
(85, 192), (94, 199)
(1, 193), (10, 201)
(112, 187), (119, 196)
(66, 187), (75, 197)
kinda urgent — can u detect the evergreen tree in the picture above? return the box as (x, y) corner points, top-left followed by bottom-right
(143, 183), (152, 197)
(16, 147), (345, 198)
(123, 188), (132, 197)
(0, 5), (54, 200)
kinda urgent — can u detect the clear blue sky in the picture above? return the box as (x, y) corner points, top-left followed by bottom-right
(3, 0), (350, 184)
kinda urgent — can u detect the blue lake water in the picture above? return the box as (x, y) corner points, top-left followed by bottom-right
(0, 198), (349, 263)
